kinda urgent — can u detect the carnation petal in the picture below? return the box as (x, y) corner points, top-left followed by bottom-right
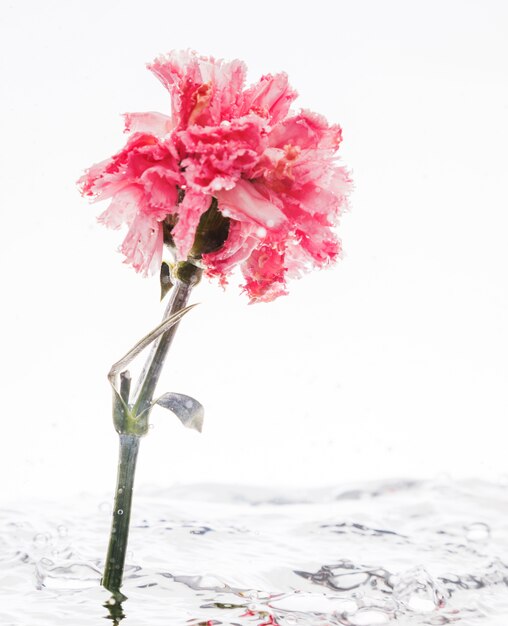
(148, 51), (248, 128)
(178, 116), (267, 193)
(241, 244), (288, 303)
(97, 187), (141, 229)
(139, 166), (180, 218)
(120, 213), (163, 276)
(123, 112), (172, 136)
(268, 110), (342, 151)
(171, 191), (212, 259)
(240, 73), (297, 124)
(216, 179), (286, 228)
(148, 50), (202, 127)
(203, 220), (259, 279)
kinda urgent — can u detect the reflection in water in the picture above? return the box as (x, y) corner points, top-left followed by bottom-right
(1, 479), (508, 625)
(104, 594), (126, 625)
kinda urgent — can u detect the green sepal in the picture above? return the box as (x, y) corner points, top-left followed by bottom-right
(160, 261), (173, 301)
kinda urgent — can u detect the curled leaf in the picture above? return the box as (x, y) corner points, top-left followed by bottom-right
(156, 392), (204, 433)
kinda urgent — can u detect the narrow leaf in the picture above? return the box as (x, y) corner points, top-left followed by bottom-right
(108, 303), (198, 385)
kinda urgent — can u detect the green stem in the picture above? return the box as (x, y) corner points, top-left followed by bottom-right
(133, 267), (202, 416)
(103, 434), (140, 596)
(102, 261), (202, 597)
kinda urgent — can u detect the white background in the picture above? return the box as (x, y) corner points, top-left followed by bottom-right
(1, 0), (507, 501)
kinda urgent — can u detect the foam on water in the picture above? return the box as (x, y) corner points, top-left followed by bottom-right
(1, 479), (508, 625)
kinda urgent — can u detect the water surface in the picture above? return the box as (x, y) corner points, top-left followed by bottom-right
(1, 479), (507, 625)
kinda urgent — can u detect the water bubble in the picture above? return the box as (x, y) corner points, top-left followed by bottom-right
(33, 533), (51, 548)
(465, 522), (491, 542)
(348, 608), (390, 625)
(394, 567), (446, 613)
(331, 571), (369, 590)
(117, 509), (124, 515)
(57, 525), (68, 538)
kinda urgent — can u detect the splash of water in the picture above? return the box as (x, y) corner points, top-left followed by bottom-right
(1, 479), (508, 625)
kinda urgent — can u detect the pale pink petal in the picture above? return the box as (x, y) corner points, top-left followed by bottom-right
(120, 213), (163, 276)
(97, 186), (141, 229)
(78, 155), (122, 199)
(268, 110), (342, 151)
(279, 166), (352, 221)
(171, 191), (212, 259)
(240, 73), (297, 124)
(148, 51), (248, 128)
(206, 58), (246, 123)
(288, 207), (342, 266)
(148, 50), (203, 127)
(289, 152), (333, 186)
(216, 179), (286, 228)
(78, 161), (129, 201)
(241, 244), (288, 303)
(139, 166), (180, 218)
(123, 111), (172, 136)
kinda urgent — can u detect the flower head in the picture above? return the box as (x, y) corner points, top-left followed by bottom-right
(79, 50), (351, 302)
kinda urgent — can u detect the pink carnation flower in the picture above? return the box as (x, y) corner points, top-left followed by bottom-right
(79, 50), (351, 302)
